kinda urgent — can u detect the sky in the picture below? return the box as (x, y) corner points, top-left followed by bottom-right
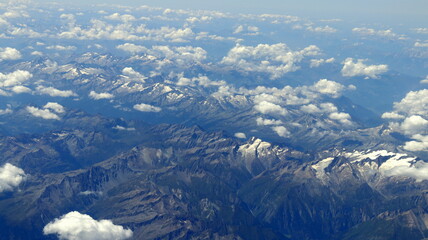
(40, 0), (428, 26)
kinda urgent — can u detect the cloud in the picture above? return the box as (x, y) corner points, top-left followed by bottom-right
(254, 101), (287, 116)
(329, 112), (352, 125)
(382, 112), (405, 119)
(381, 156), (428, 180)
(415, 42), (428, 47)
(36, 86), (77, 97)
(234, 132), (247, 139)
(0, 70), (32, 87)
(176, 74), (225, 87)
(104, 13), (136, 22)
(113, 125), (136, 131)
(341, 58), (388, 78)
(46, 45), (77, 51)
(312, 79), (345, 98)
(116, 43), (147, 54)
(89, 91), (114, 100)
(393, 89), (428, 117)
(121, 67), (147, 83)
(43, 211), (132, 240)
(133, 103), (161, 112)
(221, 43), (320, 79)
(306, 25), (337, 33)
(26, 106), (60, 120)
(352, 27), (405, 39)
(0, 163), (26, 193)
(0, 107), (12, 115)
(11, 85), (31, 94)
(412, 28), (428, 34)
(44, 102), (65, 113)
(272, 126), (290, 138)
(310, 58), (334, 68)
(256, 117), (283, 126)
(400, 115), (428, 135)
(403, 134), (428, 152)
(0, 47), (21, 61)
(420, 76), (428, 84)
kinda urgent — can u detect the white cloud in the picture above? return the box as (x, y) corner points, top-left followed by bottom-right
(412, 28), (428, 34)
(352, 27), (405, 39)
(329, 112), (352, 125)
(400, 115), (428, 135)
(116, 43), (147, 54)
(36, 86), (77, 97)
(133, 103), (161, 112)
(312, 79), (345, 98)
(26, 106), (60, 120)
(0, 163), (26, 193)
(420, 76), (428, 84)
(300, 104), (322, 114)
(306, 25), (337, 33)
(176, 74), (225, 87)
(89, 91), (114, 100)
(46, 45), (76, 51)
(256, 117), (283, 126)
(221, 43), (320, 79)
(254, 101), (287, 116)
(0, 47), (21, 61)
(382, 156), (428, 180)
(310, 58), (334, 68)
(415, 42), (428, 47)
(341, 58), (388, 78)
(113, 125), (136, 131)
(11, 85), (31, 94)
(403, 134), (428, 152)
(393, 89), (428, 117)
(272, 126), (290, 138)
(0, 107), (12, 115)
(234, 132), (247, 139)
(105, 13), (136, 22)
(121, 67), (147, 83)
(382, 112), (405, 120)
(44, 102), (65, 113)
(43, 211), (132, 240)
(0, 70), (32, 87)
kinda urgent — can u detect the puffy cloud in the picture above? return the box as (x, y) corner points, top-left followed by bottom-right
(393, 89), (428, 117)
(133, 103), (161, 112)
(36, 86), (77, 97)
(412, 28), (428, 34)
(254, 101), (287, 116)
(0, 70), (32, 87)
(105, 13), (136, 22)
(234, 132), (247, 139)
(233, 25), (259, 35)
(176, 74), (224, 87)
(415, 42), (428, 47)
(46, 45), (76, 51)
(0, 163), (26, 193)
(44, 102), (65, 113)
(420, 76), (428, 84)
(300, 104), (322, 114)
(26, 106), (60, 120)
(329, 112), (352, 125)
(310, 58), (334, 68)
(272, 126), (290, 138)
(0, 47), (21, 61)
(116, 43), (147, 54)
(43, 211), (132, 240)
(121, 67), (147, 83)
(312, 79), (345, 98)
(306, 25), (337, 33)
(400, 115), (428, 135)
(0, 107), (12, 115)
(256, 117), (283, 126)
(382, 112), (405, 120)
(11, 85), (31, 94)
(89, 91), (114, 100)
(341, 58), (388, 78)
(352, 27), (405, 39)
(403, 135), (428, 152)
(221, 43), (320, 79)
(381, 156), (428, 180)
